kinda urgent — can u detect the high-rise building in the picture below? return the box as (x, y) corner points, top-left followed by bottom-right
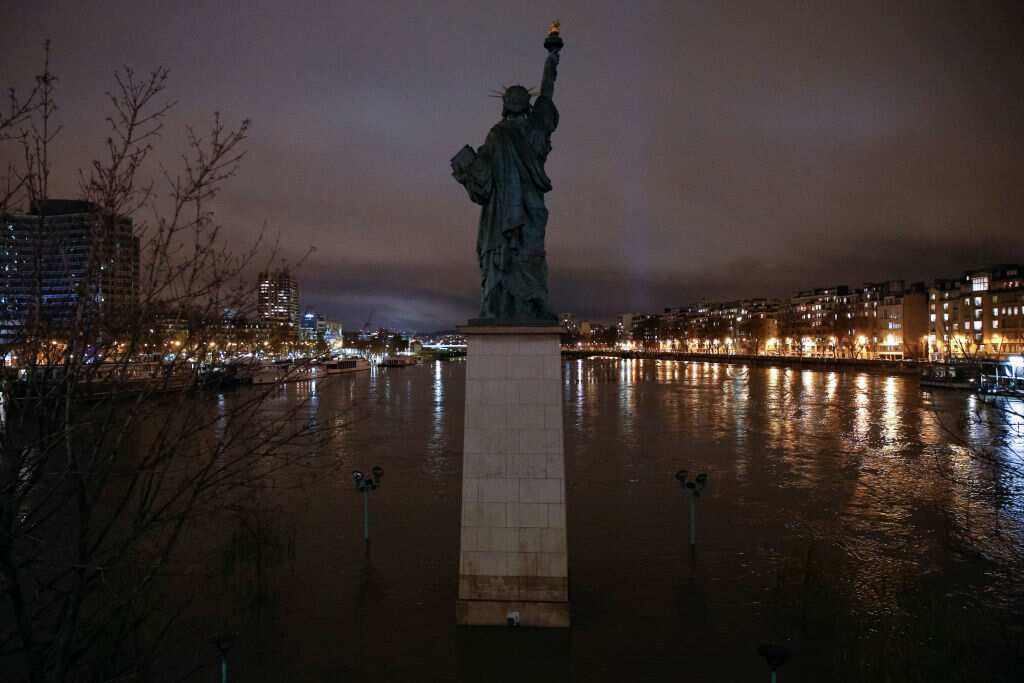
(257, 267), (300, 326)
(1, 200), (139, 341)
(300, 309), (326, 341)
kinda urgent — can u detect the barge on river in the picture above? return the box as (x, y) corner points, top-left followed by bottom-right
(252, 357), (369, 385)
(377, 355), (419, 368)
(920, 356), (1024, 397)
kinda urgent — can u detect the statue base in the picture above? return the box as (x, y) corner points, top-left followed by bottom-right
(455, 324), (570, 627)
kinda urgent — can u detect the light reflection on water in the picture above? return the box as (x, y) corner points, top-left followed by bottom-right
(180, 357), (1024, 681)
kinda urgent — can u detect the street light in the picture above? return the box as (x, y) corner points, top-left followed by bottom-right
(674, 470), (709, 546)
(757, 643), (791, 682)
(211, 631), (237, 683)
(352, 466), (384, 543)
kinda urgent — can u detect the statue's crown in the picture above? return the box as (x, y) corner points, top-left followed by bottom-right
(502, 85), (532, 114)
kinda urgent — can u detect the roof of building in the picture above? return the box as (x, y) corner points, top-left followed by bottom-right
(28, 199), (100, 216)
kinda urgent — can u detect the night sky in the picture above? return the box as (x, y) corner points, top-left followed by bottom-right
(3, 2), (1023, 330)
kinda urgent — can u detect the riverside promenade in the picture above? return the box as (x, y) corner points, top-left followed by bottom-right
(560, 349), (921, 375)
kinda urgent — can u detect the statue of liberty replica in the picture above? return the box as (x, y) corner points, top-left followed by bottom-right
(451, 23), (572, 628)
(451, 22), (564, 324)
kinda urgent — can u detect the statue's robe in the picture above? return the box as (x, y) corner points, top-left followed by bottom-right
(455, 96), (559, 322)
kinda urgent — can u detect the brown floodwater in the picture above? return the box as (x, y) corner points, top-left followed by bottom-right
(166, 358), (1024, 682)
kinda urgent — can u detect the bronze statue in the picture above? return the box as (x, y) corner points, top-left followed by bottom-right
(452, 24), (564, 324)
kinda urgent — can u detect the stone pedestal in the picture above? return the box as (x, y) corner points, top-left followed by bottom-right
(456, 325), (569, 627)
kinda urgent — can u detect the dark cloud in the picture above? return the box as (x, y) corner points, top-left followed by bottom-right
(2, 1), (1023, 330)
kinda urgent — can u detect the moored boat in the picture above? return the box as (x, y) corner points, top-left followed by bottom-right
(920, 357), (1024, 396)
(978, 355), (1024, 398)
(253, 357), (368, 384)
(920, 362), (979, 391)
(324, 357), (370, 375)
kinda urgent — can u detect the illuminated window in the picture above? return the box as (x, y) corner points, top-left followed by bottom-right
(943, 313), (949, 321)
(974, 296), (982, 306)
(993, 320), (999, 329)
(972, 276), (989, 292)
(973, 321), (982, 331)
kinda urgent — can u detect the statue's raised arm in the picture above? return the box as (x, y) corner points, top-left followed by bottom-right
(541, 51), (559, 99)
(541, 20), (563, 99)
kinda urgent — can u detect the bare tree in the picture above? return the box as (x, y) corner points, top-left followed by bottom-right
(0, 48), (342, 682)
(0, 44), (44, 215)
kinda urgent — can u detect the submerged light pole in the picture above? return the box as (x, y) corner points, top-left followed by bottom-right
(352, 466), (384, 543)
(674, 470), (709, 546)
(211, 631), (237, 683)
(757, 643), (791, 682)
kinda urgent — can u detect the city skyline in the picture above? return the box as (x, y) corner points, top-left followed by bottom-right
(2, 2), (1022, 330)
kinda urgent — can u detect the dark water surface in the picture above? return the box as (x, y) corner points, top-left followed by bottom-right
(177, 358), (1024, 681)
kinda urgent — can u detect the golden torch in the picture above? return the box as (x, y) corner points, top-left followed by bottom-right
(544, 19), (564, 52)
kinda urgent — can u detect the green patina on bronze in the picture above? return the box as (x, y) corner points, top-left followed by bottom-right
(452, 28), (564, 325)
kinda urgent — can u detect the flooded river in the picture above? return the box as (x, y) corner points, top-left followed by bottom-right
(169, 358), (1024, 681)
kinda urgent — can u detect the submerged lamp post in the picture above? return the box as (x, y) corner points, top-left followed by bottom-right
(757, 643), (791, 682)
(352, 466), (384, 543)
(211, 632), (237, 683)
(674, 470), (709, 546)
